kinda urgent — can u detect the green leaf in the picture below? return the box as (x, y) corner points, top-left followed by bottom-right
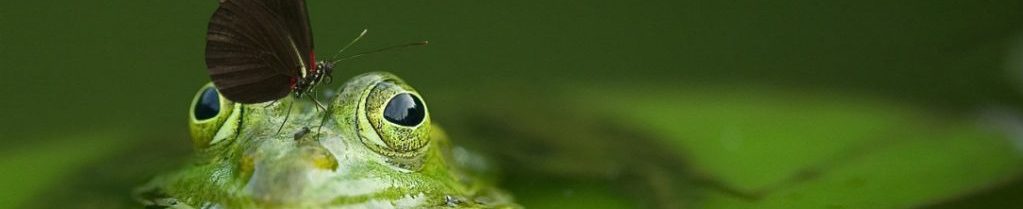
(575, 83), (1023, 208)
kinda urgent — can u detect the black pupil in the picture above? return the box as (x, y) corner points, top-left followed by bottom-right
(383, 93), (425, 126)
(194, 88), (221, 120)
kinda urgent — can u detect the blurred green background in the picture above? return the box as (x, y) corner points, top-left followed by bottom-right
(2, 0), (1023, 208)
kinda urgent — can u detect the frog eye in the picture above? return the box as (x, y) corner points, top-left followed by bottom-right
(189, 83), (238, 148)
(383, 93), (426, 126)
(357, 79), (431, 167)
(194, 88), (221, 120)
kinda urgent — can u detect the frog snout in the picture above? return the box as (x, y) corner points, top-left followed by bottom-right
(243, 144), (338, 204)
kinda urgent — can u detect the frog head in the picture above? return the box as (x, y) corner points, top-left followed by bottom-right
(138, 72), (515, 208)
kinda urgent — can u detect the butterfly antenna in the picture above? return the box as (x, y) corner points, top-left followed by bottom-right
(330, 41), (429, 65)
(329, 29), (369, 61)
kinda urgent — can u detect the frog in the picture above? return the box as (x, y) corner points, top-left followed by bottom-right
(134, 72), (518, 209)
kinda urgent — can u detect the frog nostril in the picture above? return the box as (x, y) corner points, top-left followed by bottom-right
(305, 146), (338, 171)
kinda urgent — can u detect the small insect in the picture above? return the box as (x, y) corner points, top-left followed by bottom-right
(293, 126), (311, 141)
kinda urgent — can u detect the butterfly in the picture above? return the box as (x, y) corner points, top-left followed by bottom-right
(205, 0), (331, 104)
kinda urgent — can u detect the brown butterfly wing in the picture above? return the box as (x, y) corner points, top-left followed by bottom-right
(205, 0), (315, 103)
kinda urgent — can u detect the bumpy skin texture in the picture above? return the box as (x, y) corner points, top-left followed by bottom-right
(137, 72), (517, 209)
